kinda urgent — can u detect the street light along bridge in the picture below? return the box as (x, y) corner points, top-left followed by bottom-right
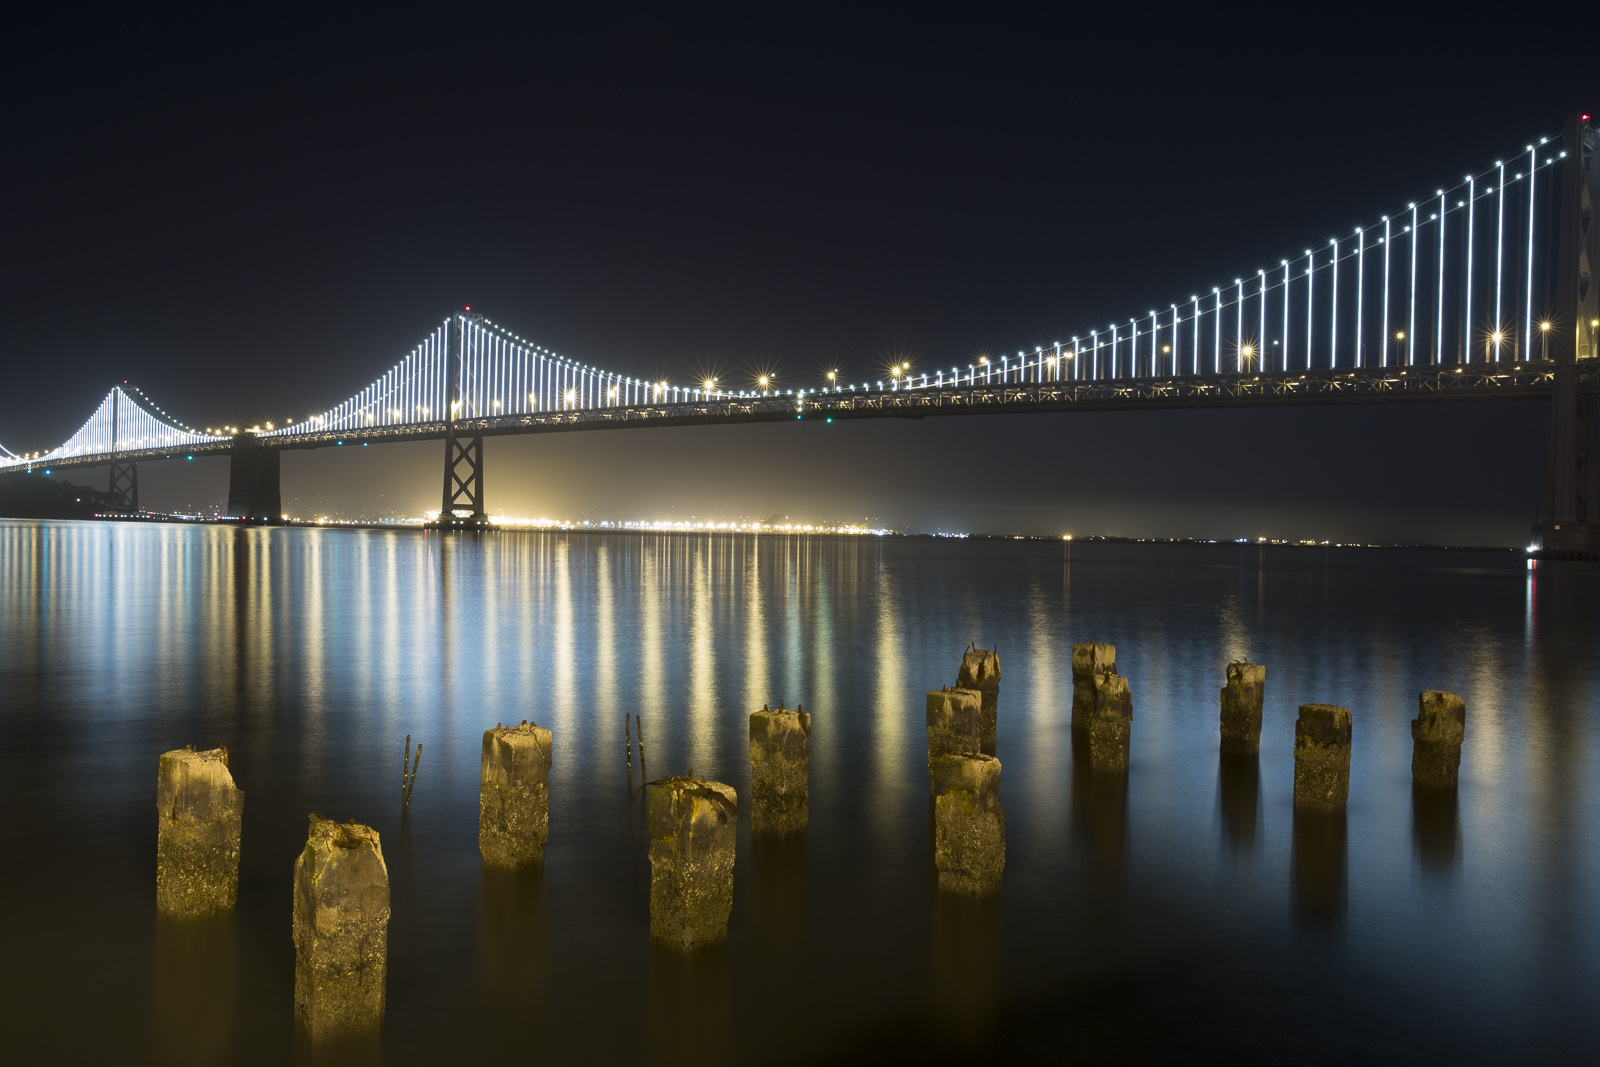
(4, 116), (1598, 553)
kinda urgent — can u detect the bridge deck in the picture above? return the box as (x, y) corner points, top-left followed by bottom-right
(21, 361), (1592, 471)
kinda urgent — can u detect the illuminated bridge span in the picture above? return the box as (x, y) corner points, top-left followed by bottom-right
(3, 115), (1597, 552)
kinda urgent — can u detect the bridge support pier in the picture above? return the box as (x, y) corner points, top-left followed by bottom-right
(433, 431), (490, 529)
(648, 776), (738, 951)
(931, 752), (1005, 896)
(1533, 114), (1600, 558)
(225, 437), (281, 523)
(109, 458), (139, 512)
(926, 688), (982, 787)
(1533, 362), (1599, 556)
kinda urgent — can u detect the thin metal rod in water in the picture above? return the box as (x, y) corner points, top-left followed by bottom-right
(636, 714), (647, 782)
(404, 743), (422, 808)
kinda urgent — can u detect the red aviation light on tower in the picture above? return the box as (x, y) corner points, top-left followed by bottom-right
(1583, 114), (1591, 122)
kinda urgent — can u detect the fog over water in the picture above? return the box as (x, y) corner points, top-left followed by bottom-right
(1, 520), (1596, 1063)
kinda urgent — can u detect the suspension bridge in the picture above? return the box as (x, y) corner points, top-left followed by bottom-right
(3, 116), (1597, 554)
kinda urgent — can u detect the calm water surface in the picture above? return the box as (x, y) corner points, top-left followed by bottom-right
(2, 520), (1597, 1064)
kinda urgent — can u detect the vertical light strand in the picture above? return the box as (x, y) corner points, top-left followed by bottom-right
(1495, 161), (1506, 359)
(1281, 262), (1290, 372)
(1464, 178), (1476, 362)
(1257, 271), (1267, 373)
(1436, 192), (1447, 363)
(1305, 250), (1314, 370)
(457, 318), (467, 416)
(1329, 239), (1339, 368)
(1355, 230), (1365, 368)
(1235, 280), (1243, 371)
(1169, 307), (1178, 375)
(1381, 217), (1392, 366)
(1525, 146), (1538, 359)
(1091, 330), (1099, 379)
(1129, 320), (1137, 377)
(1111, 324), (1119, 378)
(1149, 311), (1158, 377)
(1191, 297), (1200, 374)
(1212, 288), (1221, 373)
(1408, 203), (1419, 365)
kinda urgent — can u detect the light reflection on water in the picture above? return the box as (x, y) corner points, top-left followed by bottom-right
(0, 520), (1597, 1063)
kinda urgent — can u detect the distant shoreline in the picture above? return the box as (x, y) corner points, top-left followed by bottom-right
(0, 511), (1525, 554)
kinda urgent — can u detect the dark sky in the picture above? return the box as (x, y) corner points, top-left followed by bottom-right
(1, 2), (1589, 543)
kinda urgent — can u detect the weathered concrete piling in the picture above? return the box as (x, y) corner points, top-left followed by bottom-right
(479, 721), (553, 867)
(1412, 690), (1466, 789)
(956, 645), (1002, 753)
(648, 777), (739, 952)
(1293, 704), (1352, 811)
(1086, 671), (1134, 771)
(292, 815), (390, 1040)
(1219, 661), (1266, 755)
(927, 687), (983, 784)
(156, 747), (244, 919)
(749, 703), (810, 833)
(931, 753), (1006, 895)
(1070, 643), (1116, 731)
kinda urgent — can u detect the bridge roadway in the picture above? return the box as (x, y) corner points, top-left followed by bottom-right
(28, 359), (1591, 473)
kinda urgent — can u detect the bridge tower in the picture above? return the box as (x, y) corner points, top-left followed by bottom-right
(107, 387), (139, 513)
(1533, 114), (1600, 556)
(433, 310), (491, 529)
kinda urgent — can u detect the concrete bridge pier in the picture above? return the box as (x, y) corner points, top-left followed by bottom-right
(931, 752), (1005, 895)
(749, 703), (810, 834)
(956, 645), (1001, 754)
(648, 776), (738, 952)
(1533, 113), (1600, 558)
(1293, 704), (1352, 811)
(1219, 661), (1266, 755)
(480, 722), (553, 867)
(225, 436), (281, 523)
(292, 815), (390, 1040)
(156, 746), (243, 918)
(1411, 690), (1466, 789)
(926, 688), (982, 785)
(1071, 643), (1116, 731)
(1086, 672), (1133, 772)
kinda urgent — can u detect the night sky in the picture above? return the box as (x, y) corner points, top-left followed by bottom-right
(1, 3), (1590, 543)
